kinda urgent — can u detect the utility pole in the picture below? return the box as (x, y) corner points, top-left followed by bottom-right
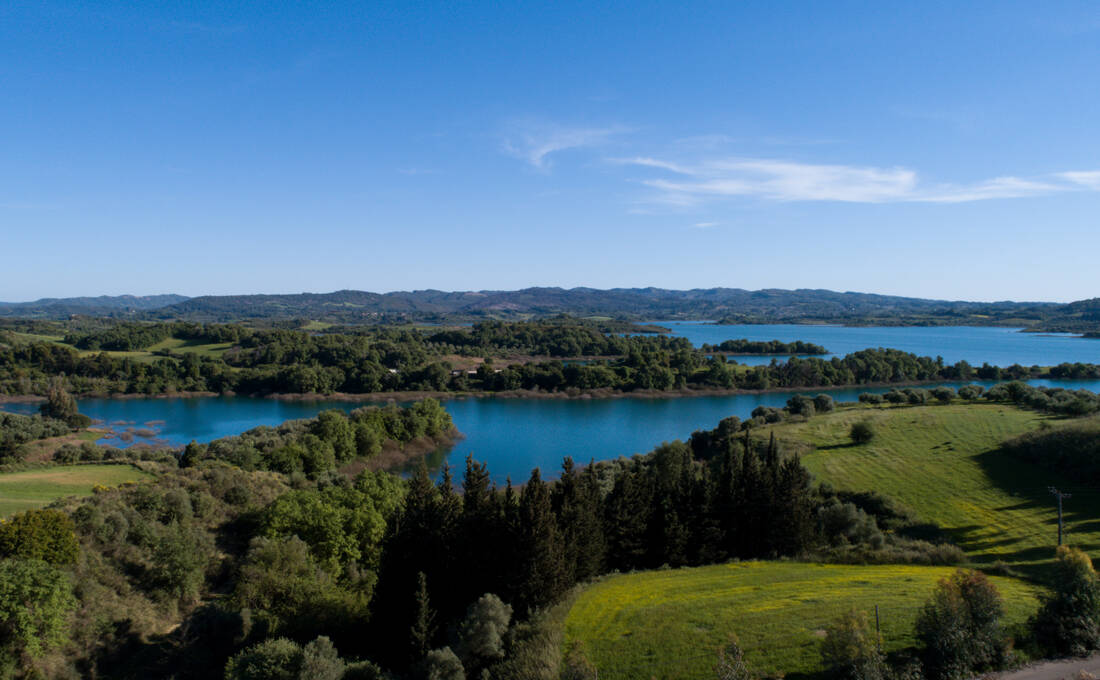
(874, 605), (882, 654)
(1049, 487), (1072, 546)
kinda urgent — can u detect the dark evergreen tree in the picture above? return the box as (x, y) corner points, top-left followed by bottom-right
(410, 571), (436, 663)
(513, 468), (566, 613)
(604, 469), (650, 571)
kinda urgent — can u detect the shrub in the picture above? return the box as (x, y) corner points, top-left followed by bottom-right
(715, 635), (752, 680)
(931, 387), (956, 403)
(915, 569), (1008, 680)
(850, 421), (876, 445)
(224, 637), (303, 680)
(858, 393), (884, 405)
(423, 646), (465, 680)
(457, 593), (512, 666)
(817, 501), (884, 550)
(787, 395), (816, 417)
(906, 388), (930, 405)
(957, 385), (984, 400)
(299, 636), (345, 680)
(815, 394), (837, 413)
(1031, 546), (1100, 657)
(751, 406), (784, 423)
(821, 609), (887, 680)
(0, 508), (79, 565)
(883, 390), (907, 404)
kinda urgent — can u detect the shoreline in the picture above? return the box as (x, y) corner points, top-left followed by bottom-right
(1, 377), (1070, 406)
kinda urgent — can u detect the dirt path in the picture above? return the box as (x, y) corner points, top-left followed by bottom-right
(983, 655), (1100, 680)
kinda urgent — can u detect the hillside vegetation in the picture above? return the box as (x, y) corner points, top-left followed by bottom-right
(771, 403), (1097, 575)
(565, 401), (1100, 679)
(2, 287), (1079, 327)
(564, 561), (1042, 680)
(1001, 415), (1100, 485)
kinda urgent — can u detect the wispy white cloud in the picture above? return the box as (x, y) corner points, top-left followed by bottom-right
(692, 221), (719, 229)
(503, 122), (631, 169)
(1059, 171), (1100, 190)
(919, 176), (1062, 203)
(617, 156), (1095, 205)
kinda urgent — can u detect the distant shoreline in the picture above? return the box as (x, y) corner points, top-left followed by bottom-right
(2, 377), (1077, 407)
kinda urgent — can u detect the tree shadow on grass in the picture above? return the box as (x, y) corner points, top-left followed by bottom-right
(816, 442), (860, 451)
(975, 449), (1096, 515)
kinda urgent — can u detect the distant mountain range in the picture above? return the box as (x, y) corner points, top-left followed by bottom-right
(1, 288), (1096, 330)
(0, 294), (190, 318)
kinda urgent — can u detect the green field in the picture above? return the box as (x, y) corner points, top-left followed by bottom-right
(0, 464), (152, 516)
(5, 330), (68, 345)
(565, 402), (1098, 678)
(770, 402), (1097, 574)
(145, 336), (235, 357)
(4, 333), (234, 363)
(565, 561), (1043, 680)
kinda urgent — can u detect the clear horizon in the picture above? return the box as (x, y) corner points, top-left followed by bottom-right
(3, 2), (1099, 302)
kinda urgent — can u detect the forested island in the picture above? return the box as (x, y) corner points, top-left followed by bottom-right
(3, 318), (1099, 400)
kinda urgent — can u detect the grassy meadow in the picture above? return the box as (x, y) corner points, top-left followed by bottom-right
(0, 464), (151, 516)
(4, 330), (233, 363)
(564, 561), (1043, 680)
(565, 401), (1100, 678)
(771, 402), (1097, 575)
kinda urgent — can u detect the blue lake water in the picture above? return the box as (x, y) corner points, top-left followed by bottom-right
(653, 322), (1099, 367)
(5, 377), (1100, 483)
(4, 325), (1099, 482)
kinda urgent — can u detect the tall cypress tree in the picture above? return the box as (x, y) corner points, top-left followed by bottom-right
(605, 469), (650, 571)
(576, 460), (607, 580)
(514, 468), (566, 613)
(774, 453), (814, 555)
(460, 455), (498, 603)
(409, 571), (436, 663)
(555, 458), (607, 583)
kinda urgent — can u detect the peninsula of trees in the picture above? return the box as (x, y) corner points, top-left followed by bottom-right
(3, 319), (1099, 400)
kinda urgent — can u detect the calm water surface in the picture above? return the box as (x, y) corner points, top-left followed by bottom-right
(6, 377), (1100, 483)
(5, 325), (1099, 482)
(654, 322), (1099, 367)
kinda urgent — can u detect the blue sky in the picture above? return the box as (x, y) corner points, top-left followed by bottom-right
(2, 1), (1099, 302)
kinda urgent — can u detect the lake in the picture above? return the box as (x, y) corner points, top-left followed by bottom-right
(654, 322), (1099, 367)
(5, 377), (1099, 483)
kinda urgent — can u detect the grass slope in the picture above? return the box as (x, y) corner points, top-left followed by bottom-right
(565, 561), (1042, 680)
(2, 330), (233, 363)
(773, 403), (1100, 574)
(0, 464), (151, 516)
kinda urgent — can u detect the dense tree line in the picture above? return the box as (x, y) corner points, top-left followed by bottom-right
(8, 327), (1095, 400)
(5, 319), (1099, 399)
(984, 380), (1100, 417)
(177, 399), (454, 478)
(367, 416), (962, 675)
(700, 339), (828, 355)
(424, 319), (692, 357)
